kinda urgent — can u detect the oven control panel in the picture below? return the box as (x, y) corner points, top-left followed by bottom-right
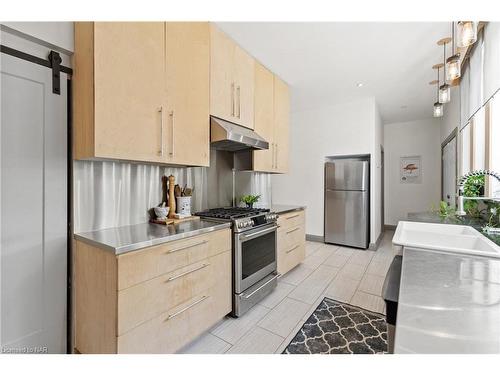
(233, 212), (278, 232)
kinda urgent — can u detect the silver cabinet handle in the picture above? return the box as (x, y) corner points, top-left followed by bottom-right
(286, 245), (300, 254)
(286, 227), (300, 234)
(231, 82), (235, 117)
(236, 85), (241, 119)
(243, 274), (279, 299)
(165, 263), (210, 283)
(166, 239), (208, 254)
(165, 295), (209, 321)
(275, 143), (279, 169)
(169, 110), (174, 157)
(286, 214), (300, 220)
(158, 106), (164, 156)
(240, 225), (277, 240)
(274, 143), (278, 169)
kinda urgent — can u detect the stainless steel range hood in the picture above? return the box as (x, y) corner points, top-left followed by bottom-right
(210, 116), (269, 151)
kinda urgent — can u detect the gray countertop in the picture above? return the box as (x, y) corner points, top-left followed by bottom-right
(270, 204), (306, 215)
(394, 247), (500, 354)
(74, 220), (231, 255)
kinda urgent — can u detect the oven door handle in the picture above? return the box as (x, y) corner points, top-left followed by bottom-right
(239, 225), (277, 241)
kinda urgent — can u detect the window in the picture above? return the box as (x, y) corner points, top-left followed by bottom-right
(488, 94), (500, 196)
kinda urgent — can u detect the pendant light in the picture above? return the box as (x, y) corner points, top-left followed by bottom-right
(446, 22), (461, 82)
(438, 37), (451, 103)
(457, 21), (478, 48)
(431, 65), (443, 117)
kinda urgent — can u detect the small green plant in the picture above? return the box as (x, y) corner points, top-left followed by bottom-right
(463, 175), (485, 217)
(240, 194), (260, 208)
(485, 202), (500, 228)
(435, 201), (456, 218)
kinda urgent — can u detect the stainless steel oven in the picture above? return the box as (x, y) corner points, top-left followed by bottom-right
(233, 222), (278, 316)
(194, 207), (279, 317)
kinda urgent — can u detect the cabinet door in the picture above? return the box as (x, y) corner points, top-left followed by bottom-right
(166, 22), (210, 167)
(253, 63), (274, 172)
(93, 22), (166, 162)
(274, 76), (290, 173)
(210, 25), (235, 122)
(233, 44), (255, 129)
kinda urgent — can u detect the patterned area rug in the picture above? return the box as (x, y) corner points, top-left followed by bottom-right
(283, 297), (387, 354)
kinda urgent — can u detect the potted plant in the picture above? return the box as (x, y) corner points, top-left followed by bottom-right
(240, 194), (260, 209)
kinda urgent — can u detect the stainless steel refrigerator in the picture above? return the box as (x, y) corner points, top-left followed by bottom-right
(324, 159), (370, 249)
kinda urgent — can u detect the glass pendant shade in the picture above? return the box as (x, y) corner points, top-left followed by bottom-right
(439, 83), (451, 103)
(446, 54), (461, 81)
(433, 102), (444, 117)
(457, 21), (478, 48)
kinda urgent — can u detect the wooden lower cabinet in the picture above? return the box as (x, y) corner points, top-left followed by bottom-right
(277, 210), (306, 275)
(74, 228), (232, 354)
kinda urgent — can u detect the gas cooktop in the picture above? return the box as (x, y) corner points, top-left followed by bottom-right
(195, 207), (270, 220)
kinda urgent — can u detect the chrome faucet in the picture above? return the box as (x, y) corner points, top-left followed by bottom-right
(456, 170), (500, 216)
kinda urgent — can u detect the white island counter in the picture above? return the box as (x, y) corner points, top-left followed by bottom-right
(395, 247), (500, 353)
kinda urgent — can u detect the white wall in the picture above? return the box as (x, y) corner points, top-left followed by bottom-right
(272, 97), (382, 244)
(372, 103), (383, 243)
(384, 119), (441, 226)
(440, 85), (460, 142)
(0, 22), (74, 53)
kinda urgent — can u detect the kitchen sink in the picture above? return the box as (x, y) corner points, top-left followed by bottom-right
(393, 221), (500, 258)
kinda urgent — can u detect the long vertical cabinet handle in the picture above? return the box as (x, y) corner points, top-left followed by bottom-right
(231, 82), (235, 117)
(237, 85), (241, 118)
(158, 106), (164, 157)
(169, 111), (174, 157)
(273, 143), (277, 169)
(275, 143), (279, 170)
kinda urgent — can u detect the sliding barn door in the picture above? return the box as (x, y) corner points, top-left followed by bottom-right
(1, 49), (67, 353)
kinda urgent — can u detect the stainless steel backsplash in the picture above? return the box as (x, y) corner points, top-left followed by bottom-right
(73, 155), (271, 233)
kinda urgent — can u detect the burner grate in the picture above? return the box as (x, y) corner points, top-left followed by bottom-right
(195, 207), (270, 220)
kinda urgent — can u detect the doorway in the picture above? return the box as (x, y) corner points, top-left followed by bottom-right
(381, 145), (385, 232)
(442, 129), (458, 207)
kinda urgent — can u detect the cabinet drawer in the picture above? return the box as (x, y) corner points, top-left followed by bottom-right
(117, 250), (230, 335)
(117, 228), (231, 290)
(277, 210), (305, 230)
(278, 242), (305, 276)
(117, 277), (231, 353)
(278, 224), (305, 251)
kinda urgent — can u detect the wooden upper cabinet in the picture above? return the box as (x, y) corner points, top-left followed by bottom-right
(253, 63), (275, 172)
(210, 24), (255, 129)
(273, 76), (290, 173)
(165, 22), (210, 167)
(252, 65), (290, 174)
(233, 44), (255, 129)
(210, 25), (235, 122)
(73, 22), (209, 167)
(74, 22), (166, 163)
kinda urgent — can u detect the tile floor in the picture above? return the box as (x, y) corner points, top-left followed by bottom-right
(179, 230), (396, 354)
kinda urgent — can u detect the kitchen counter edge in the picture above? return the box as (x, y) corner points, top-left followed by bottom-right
(271, 204), (306, 215)
(74, 220), (232, 255)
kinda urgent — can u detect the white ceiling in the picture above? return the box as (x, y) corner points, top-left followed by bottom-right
(216, 22), (451, 124)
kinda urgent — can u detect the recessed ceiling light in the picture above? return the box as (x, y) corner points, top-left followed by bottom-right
(356, 83), (363, 87)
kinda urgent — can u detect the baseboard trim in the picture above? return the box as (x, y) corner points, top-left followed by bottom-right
(369, 231), (384, 251)
(306, 234), (324, 243)
(384, 225), (397, 231)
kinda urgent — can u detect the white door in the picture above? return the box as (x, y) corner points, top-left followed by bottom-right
(442, 136), (457, 207)
(1, 50), (67, 353)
